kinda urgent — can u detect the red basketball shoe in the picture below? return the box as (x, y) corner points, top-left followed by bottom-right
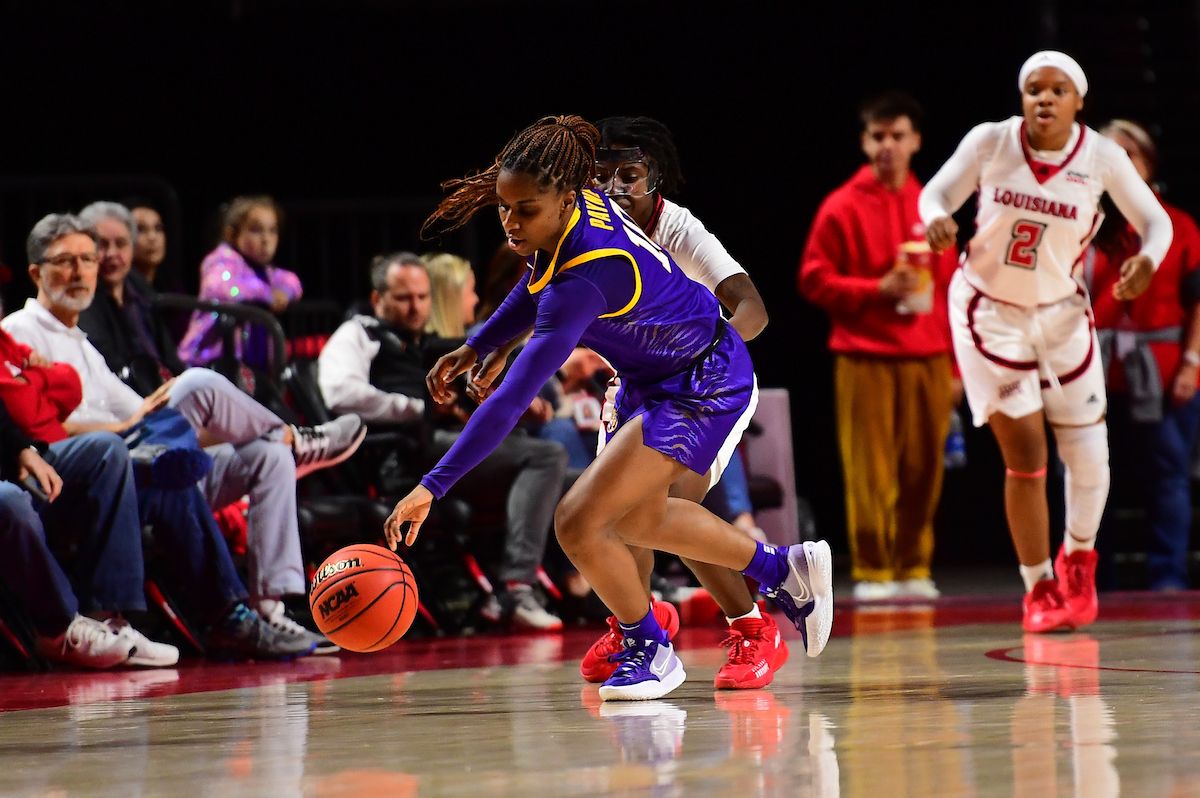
(714, 613), (791, 690)
(1022, 579), (1075, 634)
(1055, 547), (1099, 627)
(579, 600), (680, 683)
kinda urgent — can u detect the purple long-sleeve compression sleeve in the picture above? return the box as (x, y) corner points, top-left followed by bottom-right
(421, 276), (607, 498)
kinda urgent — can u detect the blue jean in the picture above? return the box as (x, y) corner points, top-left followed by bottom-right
(535, 418), (597, 470)
(703, 450), (754, 522)
(1108, 392), (1200, 589)
(138, 483), (248, 622)
(0, 432), (145, 636)
(1138, 394), (1200, 589)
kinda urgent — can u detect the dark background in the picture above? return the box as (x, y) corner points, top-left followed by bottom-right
(1, 0), (1197, 567)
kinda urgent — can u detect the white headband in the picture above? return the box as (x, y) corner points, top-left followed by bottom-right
(1018, 50), (1088, 97)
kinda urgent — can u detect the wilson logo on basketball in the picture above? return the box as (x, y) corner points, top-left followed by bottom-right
(310, 557), (363, 593)
(318, 583), (360, 619)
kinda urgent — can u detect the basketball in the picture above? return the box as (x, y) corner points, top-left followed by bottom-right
(308, 544), (418, 653)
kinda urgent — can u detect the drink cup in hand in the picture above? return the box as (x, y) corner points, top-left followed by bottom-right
(895, 241), (934, 315)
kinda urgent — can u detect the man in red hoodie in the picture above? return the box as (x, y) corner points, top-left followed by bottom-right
(798, 92), (958, 601)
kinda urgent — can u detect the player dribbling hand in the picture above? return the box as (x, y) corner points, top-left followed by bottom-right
(385, 485), (434, 550)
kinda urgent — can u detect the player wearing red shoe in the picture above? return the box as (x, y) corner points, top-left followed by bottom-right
(919, 51), (1172, 632)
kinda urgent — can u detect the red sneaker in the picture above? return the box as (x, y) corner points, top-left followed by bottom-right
(579, 600), (680, 683)
(1022, 579), (1075, 634)
(1055, 547), (1099, 627)
(714, 614), (790, 690)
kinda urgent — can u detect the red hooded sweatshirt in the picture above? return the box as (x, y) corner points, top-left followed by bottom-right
(799, 165), (956, 358)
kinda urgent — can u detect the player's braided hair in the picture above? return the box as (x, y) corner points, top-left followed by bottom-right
(422, 115), (600, 237)
(596, 116), (684, 196)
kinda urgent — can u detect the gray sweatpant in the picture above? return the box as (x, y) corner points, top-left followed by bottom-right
(168, 368), (305, 598)
(433, 429), (568, 584)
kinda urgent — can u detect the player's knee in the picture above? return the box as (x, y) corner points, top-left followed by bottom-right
(554, 493), (593, 550)
(1054, 422), (1110, 488)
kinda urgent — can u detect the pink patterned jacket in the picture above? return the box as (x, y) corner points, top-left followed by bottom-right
(177, 242), (303, 367)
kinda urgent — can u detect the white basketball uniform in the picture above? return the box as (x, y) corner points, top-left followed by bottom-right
(596, 197), (757, 489)
(920, 117), (1172, 427)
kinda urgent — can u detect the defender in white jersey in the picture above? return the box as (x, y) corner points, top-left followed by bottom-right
(589, 116), (786, 690)
(920, 51), (1173, 633)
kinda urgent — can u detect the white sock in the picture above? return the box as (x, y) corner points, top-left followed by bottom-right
(726, 603), (763, 625)
(1020, 559), (1053, 592)
(254, 597), (282, 617)
(1053, 423), (1110, 555)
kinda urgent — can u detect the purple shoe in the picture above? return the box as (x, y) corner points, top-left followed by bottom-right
(761, 541), (834, 658)
(597, 637), (687, 701)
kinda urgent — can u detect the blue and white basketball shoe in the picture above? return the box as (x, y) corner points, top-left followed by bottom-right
(597, 637), (687, 701)
(761, 540), (834, 658)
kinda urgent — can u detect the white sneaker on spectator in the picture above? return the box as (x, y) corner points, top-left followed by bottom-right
(36, 614), (134, 669)
(291, 415), (367, 479)
(852, 581), (899, 602)
(895, 578), (940, 599)
(479, 594), (503, 624)
(106, 617), (180, 667)
(258, 599), (339, 654)
(510, 585), (563, 631)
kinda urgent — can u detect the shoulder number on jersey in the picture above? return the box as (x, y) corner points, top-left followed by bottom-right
(1004, 219), (1048, 270)
(612, 202), (672, 273)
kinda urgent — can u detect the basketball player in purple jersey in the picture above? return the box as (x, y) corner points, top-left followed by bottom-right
(384, 115), (833, 701)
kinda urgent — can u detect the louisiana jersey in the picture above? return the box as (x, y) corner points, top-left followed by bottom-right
(646, 196), (747, 294)
(920, 116), (1171, 307)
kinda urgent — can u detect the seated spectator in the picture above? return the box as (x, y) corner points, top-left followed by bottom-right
(126, 196), (187, 338)
(177, 195), (302, 371)
(6, 212), (363, 651)
(1087, 120), (1200, 591)
(0, 325), (308, 662)
(423, 252), (479, 338)
(126, 198), (168, 289)
(0, 397), (175, 669)
(319, 252), (568, 630)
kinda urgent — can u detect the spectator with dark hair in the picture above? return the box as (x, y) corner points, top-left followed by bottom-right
(1086, 119), (1200, 591)
(124, 196), (168, 288)
(799, 91), (959, 601)
(177, 195), (302, 370)
(6, 211), (364, 654)
(319, 252), (568, 631)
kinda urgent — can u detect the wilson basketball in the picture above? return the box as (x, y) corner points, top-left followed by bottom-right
(308, 544), (418, 652)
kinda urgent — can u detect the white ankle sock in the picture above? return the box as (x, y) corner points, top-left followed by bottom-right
(1020, 559), (1053, 592)
(726, 603), (763, 625)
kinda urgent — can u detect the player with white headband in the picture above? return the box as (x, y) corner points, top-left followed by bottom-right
(919, 50), (1173, 632)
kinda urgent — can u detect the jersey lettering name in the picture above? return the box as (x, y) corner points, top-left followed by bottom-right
(581, 189), (615, 231)
(991, 187), (1078, 220)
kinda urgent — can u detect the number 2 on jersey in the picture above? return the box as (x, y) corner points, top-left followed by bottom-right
(1005, 219), (1047, 270)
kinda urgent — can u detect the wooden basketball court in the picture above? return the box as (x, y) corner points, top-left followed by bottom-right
(3, 593), (1198, 797)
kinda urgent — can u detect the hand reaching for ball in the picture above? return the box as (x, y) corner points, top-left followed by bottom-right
(385, 484), (434, 550)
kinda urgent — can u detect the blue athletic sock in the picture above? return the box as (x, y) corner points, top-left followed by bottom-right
(742, 542), (789, 589)
(618, 605), (668, 646)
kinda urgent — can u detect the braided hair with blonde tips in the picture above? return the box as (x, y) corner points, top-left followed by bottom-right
(421, 115), (600, 238)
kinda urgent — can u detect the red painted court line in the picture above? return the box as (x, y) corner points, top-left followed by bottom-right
(3, 592), (1198, 712)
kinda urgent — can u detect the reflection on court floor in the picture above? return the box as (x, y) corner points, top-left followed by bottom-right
(2, 593), (1200, 796)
